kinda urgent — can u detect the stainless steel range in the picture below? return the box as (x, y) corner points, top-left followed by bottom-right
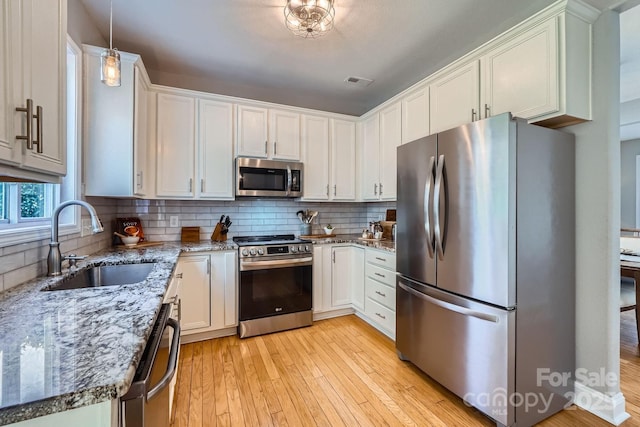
(233, 234), (313, 338)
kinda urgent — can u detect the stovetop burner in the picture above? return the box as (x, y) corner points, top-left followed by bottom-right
(233, 234), (310, 247)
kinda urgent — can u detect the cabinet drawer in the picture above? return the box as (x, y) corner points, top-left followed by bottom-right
(365, 249), (396, 270)
(366, 263), (396, 287)
(366, 277), (396, 310)
(365, 297), (396, 333)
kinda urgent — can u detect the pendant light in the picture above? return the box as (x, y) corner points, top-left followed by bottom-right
(101, 0), (121, 87)
(284, 0), (335, 38)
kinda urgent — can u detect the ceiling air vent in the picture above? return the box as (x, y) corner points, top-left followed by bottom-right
(344, 76), (374, 87)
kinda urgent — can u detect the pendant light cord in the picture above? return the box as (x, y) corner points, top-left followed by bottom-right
(109, 0), (113, 50)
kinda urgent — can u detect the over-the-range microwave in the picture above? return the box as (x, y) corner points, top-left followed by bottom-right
(235, 157), (303, 198)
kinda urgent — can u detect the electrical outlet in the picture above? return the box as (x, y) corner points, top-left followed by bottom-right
(81, 218), (92, 237)
(169, 216), (179, 227)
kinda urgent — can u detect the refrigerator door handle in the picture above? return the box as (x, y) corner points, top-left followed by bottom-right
(424, 156), (436, 257)
(398, 281), (499, 323)
(433, 154), (446, 260)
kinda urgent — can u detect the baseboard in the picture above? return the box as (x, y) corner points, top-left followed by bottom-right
(180, 326), (237, 344)
(313, 307), (355, 321)
(574, 381), (630, 425)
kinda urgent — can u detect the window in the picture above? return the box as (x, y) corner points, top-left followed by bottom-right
(0, 37), (81, 244)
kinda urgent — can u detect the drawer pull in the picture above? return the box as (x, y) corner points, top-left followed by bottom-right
(375, 312), (386, 320)
(374, 272), (386, 279)
(375, 257), (387, 262)
(175, 273), (183, 279)
(375, 290), (386, 297)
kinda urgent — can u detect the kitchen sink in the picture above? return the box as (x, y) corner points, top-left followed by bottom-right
(44, 262), (156, 291)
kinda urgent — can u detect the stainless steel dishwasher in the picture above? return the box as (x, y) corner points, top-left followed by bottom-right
(120, 303), (180, 427)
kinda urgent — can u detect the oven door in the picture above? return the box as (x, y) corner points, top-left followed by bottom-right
(239, 257), (312, 320)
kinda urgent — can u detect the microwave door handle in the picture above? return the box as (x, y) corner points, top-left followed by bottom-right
(286, 165), (292, 196)
(147, 318), (181, 400)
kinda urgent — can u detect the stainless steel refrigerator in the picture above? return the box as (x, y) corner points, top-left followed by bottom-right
(396, 113), (575, 427)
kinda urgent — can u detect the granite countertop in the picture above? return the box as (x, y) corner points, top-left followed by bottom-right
(0, 241), (236, 426)
(304, 234), (396, 253)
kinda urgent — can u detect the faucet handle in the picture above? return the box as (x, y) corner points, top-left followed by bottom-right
(64, 254), (86, 268)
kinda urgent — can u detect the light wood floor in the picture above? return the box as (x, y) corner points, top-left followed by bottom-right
(171, 313), (640, 427)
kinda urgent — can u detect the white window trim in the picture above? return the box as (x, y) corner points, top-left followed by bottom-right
(0, 36), (83, 249)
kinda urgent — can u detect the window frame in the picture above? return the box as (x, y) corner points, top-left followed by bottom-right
(0, 36), (83, 248)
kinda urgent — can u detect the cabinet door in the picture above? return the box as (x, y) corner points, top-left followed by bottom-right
(21, 0), (66, 175)
(210, 252), (237, 330)
(430, 60), (480, 133)
(302, 115), (330, 200)
(198, 99), (234, 199)
(237, 105), (268, 158)
(269, 109), (300, 160)
(361, 114), (380, 200)
(402, 84), (430, 143)
(133, 67), (149, 196)
(330, 119), (356, 200)
(156, 92), (195, 198)
(178, 255), (211, 332)
(482, 18), (558, 120)
(350, 247), (365, 311)
(0, 4), (17, 165)
(331, 246), (352, 308)
(379, 101), (401, 201)
(312, 245), (325, 313)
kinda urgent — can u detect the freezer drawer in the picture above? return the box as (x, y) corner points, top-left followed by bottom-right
(396, 276), (515, 426)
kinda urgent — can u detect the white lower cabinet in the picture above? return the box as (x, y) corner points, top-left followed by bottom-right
(313, 245), (363, 318)
(363, 248), (396, 339)
(176, 251), (237, 340)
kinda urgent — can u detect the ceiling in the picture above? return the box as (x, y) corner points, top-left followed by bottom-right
(79, 0), (566, 116)
(78, 0), (639, 139)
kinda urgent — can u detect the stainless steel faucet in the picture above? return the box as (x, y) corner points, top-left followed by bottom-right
(47, 200), (104, 276)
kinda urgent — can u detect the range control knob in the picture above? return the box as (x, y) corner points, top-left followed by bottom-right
(299, 245), (306, 253)
(258, 248), (264, 255)
(249, 248), (257, 256)
(241, 248), (249, 256)
(305, 245), (311, 252)
(290, 245), (298, 253)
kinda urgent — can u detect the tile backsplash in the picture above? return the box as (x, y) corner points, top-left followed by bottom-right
(0, 197), (397, 292)
(116, 199), (394, 240)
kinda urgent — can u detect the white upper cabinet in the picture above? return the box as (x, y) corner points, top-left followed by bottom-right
(198, 99), (234, 199)
(401, 84), (430, 143)
(378, 102), (401, 200)
(236, 105), (269, 158)
(426, 6), (595, 131)
(301, 115), (356, 202)
(269, 109), (300, 160)
(0, 0), (67, 179)
(481, 17), (558, 121)
(430, 61), (480, 134)
(361, 101), (401, 201)
(156, 92), (196, 198)
(237, 105), (301, 160)
(361, 114), (380, 201)
(301, 115), (330, 200)
(330, 119), (357, 200)
(84, 46), (153, 197)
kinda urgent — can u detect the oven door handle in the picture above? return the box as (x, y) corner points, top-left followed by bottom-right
(147, 317), (180, 401)
(240, 256), (313, 271)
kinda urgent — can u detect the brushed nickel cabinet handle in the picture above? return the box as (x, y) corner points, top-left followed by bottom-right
(485, 103), (490, 119)
(374, 183), (378, 196)
(189, 178), (193, 192)
(375, 257), (387, 262)
(326, 184), (329, 197)
(15, 99), (33, 149)
(265, 140), (268, 155)
(374, 272), (386, 279)
(140, 171), (144, 188)
(175, 273), (183, 279)
(375, 312), (386, 320)
(201, 179), (205, 193)
(471, 109), (477, 122)
(274, 141), (277, 155)
(33, 105), (43, 153)
(333, 185), (337, 196)
(379, 182), (383, 195)
(375, 290), (386, 297)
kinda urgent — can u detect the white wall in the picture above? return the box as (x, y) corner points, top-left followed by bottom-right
(620, 138), (640, 228)
(67, 0), (106, 46)
(566, 8), (625, 421)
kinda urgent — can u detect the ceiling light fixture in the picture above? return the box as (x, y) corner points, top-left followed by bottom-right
(284, 0), (335, 39)
(101, 0), (121, 86)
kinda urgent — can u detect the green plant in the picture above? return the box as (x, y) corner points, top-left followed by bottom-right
(325, 224), (333, 229)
